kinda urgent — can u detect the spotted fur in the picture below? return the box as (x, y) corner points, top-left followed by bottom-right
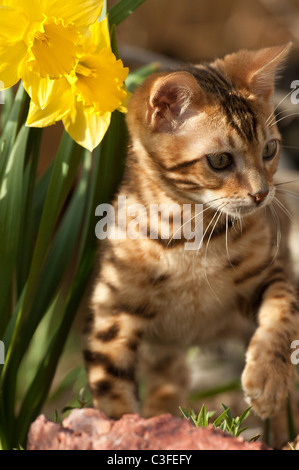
(84, 43), (299, 421)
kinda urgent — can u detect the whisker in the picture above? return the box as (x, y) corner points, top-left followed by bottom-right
(276, 187), (299, 200)
(274, 180), (299, 187)
(268, 203), (281, 265)
(225, 212), (234, 269)
(269, 113), (299, 128)
(203, 206), (225, 301)
(166, 205), (209, 248)
(237, 208), (242, 234)
(267, 107), (299, 127)
(273, 197), (299, 235)
(280, 145), (299, 151)
(166, 196), (226, 248)
(197, 202), (226, 250)
(266, 87), (299, 126)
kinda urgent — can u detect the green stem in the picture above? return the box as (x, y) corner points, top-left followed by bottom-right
(189, 379), (241, 402)
(287, 394), (296, 442)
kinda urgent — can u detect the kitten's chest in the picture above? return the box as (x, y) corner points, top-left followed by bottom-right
(148, 242), (242, 344)
(148, 217), (272, 344)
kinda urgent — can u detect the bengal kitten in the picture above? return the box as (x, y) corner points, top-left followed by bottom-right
(84, 43), (299, 422)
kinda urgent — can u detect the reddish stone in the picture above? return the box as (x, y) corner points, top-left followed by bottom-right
(27, 408), (271, 450)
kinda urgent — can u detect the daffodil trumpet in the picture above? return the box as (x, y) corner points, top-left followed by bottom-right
(0, 1), (129, 151)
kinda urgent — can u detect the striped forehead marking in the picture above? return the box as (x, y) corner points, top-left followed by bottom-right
(186, 64), (258, 143)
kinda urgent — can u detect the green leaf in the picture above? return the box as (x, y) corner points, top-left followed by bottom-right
(0, 88), (13, 132)
(78, 110), (128, 263)
(0, 84), (27, 181)
(108, 0), (146, 26)
(238, 405), (252, 425)
(189, 379), (241, 402)
(126, 63), (161, 92)
(206, 410), (216, 421)
(287, 395), (296, 441)
(0, 125), (30, 327)
(221, 403), (233, 427)
(15, 248), (95, 447)
(11, 132), (83, 342)
(17, 128), (43, 293)
(179, 406), (191, 420)
(213, 407), (229, 427)
(236, 426), (249, 437)
(0, 133), (83, 446)
(197, 404), (207, 427)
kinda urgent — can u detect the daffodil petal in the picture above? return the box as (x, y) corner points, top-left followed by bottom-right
(2, 0), (44, 21)
(0, 6), (28, 42)
(22, 66), (56, 109)
(26, 79), (73, 127)
(82, 16), (110, 52)
(75, 48), (129, 113)
(45, 0), (103, 27)
(63, 100), (111, 152)
(0, 41), (26, 89)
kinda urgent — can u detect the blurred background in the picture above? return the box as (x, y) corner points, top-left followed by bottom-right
(39, 0), (299, 174)
(36, 0), (299, 445)
(111, 0), (299, 168)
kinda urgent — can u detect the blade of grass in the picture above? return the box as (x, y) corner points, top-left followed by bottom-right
(196, 404), (207, 427)
(221, 403), (233, 427)
(238, 405), (252, 424)
(213, 408), (230, 427)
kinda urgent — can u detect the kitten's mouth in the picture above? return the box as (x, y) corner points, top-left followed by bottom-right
(203, 189), (275, 218)
(222, 194), (274, 217)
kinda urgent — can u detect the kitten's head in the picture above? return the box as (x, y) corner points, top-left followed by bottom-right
(127, 43), (292, 216)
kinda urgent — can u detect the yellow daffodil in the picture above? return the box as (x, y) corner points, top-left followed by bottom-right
(26, 17), (129, 152)
(0, 0), (104, 106)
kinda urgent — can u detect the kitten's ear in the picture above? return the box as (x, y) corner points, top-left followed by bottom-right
(224, 42), (292, 100)
(249, 42), (292, 99)
(146, 71), (201, 132)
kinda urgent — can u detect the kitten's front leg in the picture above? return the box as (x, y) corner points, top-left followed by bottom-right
(242, 271), (299, 419)
(84, 299), (150, 419)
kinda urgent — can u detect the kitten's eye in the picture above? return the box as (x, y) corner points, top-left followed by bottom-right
(207, 153), (233, 171)
(263, 139), (279, 160)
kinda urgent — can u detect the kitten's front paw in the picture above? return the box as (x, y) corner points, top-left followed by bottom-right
(241, 354), (293, 419)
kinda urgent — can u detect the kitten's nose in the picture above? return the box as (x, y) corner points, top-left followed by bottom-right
(248, 190), (269, 204)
